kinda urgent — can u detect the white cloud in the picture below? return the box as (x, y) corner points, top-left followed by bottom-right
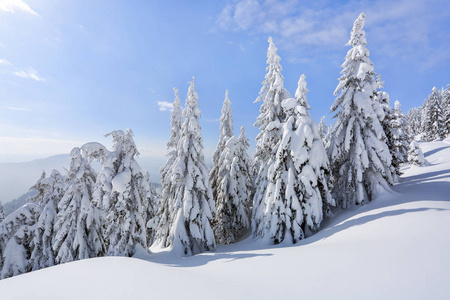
(6, 106), (31, 111)
(157, 101), (173, 112)
(0, 58), (11, 65)
(13, 67), (45, 81)
(214, 0), (450, 67)
(0, 0), (38, 16)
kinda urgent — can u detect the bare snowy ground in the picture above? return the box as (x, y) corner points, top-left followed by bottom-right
(1, 139), (450, 299)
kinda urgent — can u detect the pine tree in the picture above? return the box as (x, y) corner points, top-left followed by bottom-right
(0, 202), (40, 278)
(0, 203), (4, 223)
(408, 141), (425, 166)
(52, 147), (104, 265)
(236, 126), (253, 215)
(318, 116), (328, 146)
(155, 87), (183, 248)
(168, 77), (216, 255)
(141, 171), (157, 247)
(257, 75), (334, 244)
(29, 170), (65, 271)
(94, 129), (147, 257)
(328, 13), (394, 209)
(252, 37), (292, 237)
(406, 107), (422, 137)
(213, 126), (253, 244)
(390, 101), (410, 164)
(442, 84), (450, 137)
(422, 87), (444, 141)
(210, 90), (234, 211)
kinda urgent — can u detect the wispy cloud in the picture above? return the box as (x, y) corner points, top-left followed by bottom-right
(0, 0), (38, 16)
(0, 58), (11, 65)
(214, 0), (450, 68)
(13, 67), (45, 81)
(157, 101), (173, 112)
(6, 106), (31, 111)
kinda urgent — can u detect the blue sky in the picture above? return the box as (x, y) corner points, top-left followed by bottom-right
(0, 0), (449, 171)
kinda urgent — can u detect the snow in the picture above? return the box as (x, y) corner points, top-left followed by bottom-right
(111, 170), (131, 194)
(1, 138), (449, 298)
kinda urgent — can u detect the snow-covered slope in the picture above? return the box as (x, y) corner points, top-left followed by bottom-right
(1, 139), (450, 299)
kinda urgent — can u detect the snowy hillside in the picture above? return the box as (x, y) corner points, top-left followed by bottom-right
(0, 139), (449, 299)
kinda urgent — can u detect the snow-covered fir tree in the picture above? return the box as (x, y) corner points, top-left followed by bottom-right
(421, 87), (444, 141)
(29, 170), (65, 271)
(408, 141), (425, 166)
(0, 203), (4, 224)
(406, 107), (422, 137)
(442, 85), (450, 137)
(257, 75), (334, 244)
(210, 90), (234, 212)
(252, 37), (292, 238)
(328, 13), (394, 209)
(52, 147), (104, 265)
(318, 116), (328, 147)
(141, 171), (157, 247)
(155, 87), (183, 248)
(213, 126), (253, 244)
(0, 202), (40, 278)
(390, 101), (410, 164)
(93, 129), (147, 257)
(168, 78), (216, 255)
(236, 126), (253, 214)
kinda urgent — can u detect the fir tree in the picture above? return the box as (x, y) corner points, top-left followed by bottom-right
(318, 116), (328, 146)
(141, 171), (157, 247)
(328, 13), (394, 209)
(406, 107), (422, 138)
(258, 75), (334, 244)
(29, 170), (65, 271)
(442, 84), (450, 137)
(213, 126), (253, 244)
(52, 147), (104, 264)
(94, 129), (148, 257)
(390, 101), (410, 164)
(210, 90), (234, 211)
(252, 37), (292, 238)
(168, 78), (216, 255)
(408, 141), (425, 166)
(422, 87), (444, 141)
(155, 87), (183, 248)
(0, 203), (40, 278)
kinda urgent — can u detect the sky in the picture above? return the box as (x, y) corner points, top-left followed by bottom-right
(0, 0), (449, 171)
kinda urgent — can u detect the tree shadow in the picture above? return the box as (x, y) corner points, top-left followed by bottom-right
(424, 146), (450, 157)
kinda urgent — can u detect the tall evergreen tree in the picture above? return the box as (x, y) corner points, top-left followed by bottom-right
(94, 129), (147, 257)
(168, 78), (216, 256)
(406, 107), (422, 138)
(141, 171), (157, 247)
(0, 202), (40, 278)
(210, 90), (234, 209)
(29, 170), (65, 271)
(213, 124), (252, 244)
(257, 75), (334, 244)
(422, 87), (444, 141)
(52, 147), (104, 264)
(390, 101), (410, 164)
(155, 87), (183, 248)
(328, 13), (394, 209)
(442, 84), (450, 137)
(252, 37), (292, 238)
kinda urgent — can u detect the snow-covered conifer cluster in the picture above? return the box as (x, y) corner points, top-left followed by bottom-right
(1, 12), (448, 281)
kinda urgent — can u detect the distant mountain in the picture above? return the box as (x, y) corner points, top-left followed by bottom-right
(0, 154), (70, 205)
(0, 154), (164, 205)
(3, 190), (38, 216)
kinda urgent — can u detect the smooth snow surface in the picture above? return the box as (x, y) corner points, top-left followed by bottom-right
(2, 139), (450, 299)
